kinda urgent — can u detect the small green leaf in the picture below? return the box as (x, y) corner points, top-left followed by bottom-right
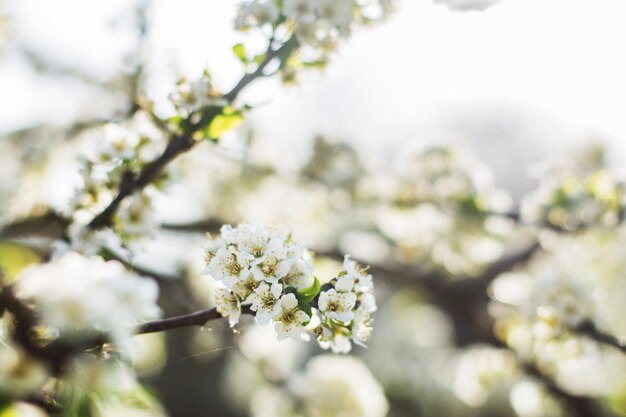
(284, 286), (298, 296)
(232, 43), (247, 64)
(0, 405), (17, 417)
(205, 106), (244, 140)
(297, 276), (320, 303)
(252, 53), (266, 65)
(298, 300), (312, 319)
(0, 241), (40, 283)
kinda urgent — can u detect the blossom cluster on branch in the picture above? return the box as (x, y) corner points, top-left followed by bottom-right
(204, 223), (377, 353)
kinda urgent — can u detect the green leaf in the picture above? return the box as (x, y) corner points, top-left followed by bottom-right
(0, 241), (40, 283)
(298, 300), (312, 319)
(232, 43), (247, 64)
(0, 405), (17, 417)
(284, 286), (298, 296)
(252, 53), (267, 65)
(205, 106), (244, 140)
(297, 276), (320, 304)
(319, 282), (334, 293)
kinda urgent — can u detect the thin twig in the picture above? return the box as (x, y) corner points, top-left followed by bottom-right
(86, 38), (295, 231)
(520, 360), (601, 417)
(577, 321), (626, 354)
(136, 305), (253, 335)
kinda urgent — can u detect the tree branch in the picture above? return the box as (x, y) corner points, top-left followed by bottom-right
(520, 360), (601, 417)
(576, 321), (626, 354)
(136, 305), (253, 335)
(86, 38), (296, 231)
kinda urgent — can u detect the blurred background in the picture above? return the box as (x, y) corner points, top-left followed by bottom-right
(3, 0), (626, 416)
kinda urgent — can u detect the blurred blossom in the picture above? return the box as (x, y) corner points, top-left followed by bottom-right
(66, 111), (170, 252)
(452, 345), (518, 407)
(16, 251), (161, 343)
(0, 330), (49, 397)
(293, 355), (388, 417)
(521, 146), (625, 231)
(240, 324), (305, 380)
(509, 380), (562, 417)
(371, 146), (515, 275)
(126, 332), (167, 377)
(434, 0), (502, 12)
(66, 353), (138, 396)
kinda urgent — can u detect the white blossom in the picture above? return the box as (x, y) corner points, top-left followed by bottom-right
(318, 288), (357, 322)
(352, 307), (374, 347)
(0, 340), (48, 397)
(273, 293), (310, 341)
(205, 248), (250, 288)
(235, 0), (280, 30)
(297, 355), (389, 417)
(204, 223), (377, 350)
(453, 346), (518, 407)
(283, 0), (319, 25)
(169, 72), (226, 117)
(215, 287), (242, 327)
(16, 252), (161, 343)
(523, 275), (594, 329)
(249, 282), (283, 325)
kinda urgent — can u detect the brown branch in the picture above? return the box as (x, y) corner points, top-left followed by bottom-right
(0, 211), (69, 240)
(20, 392), (63, 415)
(520, 360), (601, 417)
(577, 321), (626, 354)
(136, 305), (253, 335)
(86, 38), (296, 231)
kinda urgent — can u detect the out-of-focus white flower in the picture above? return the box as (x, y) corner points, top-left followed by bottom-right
(16, 252), (161, 343)
(434, 0), (502, 12)
(509, 380), (563, 417)
(521, 167), (623, 232)
(235, 0), (280, 30)
(0, 341), (48, 397)
(523, 275), (594, 329)
(352, 307), (374, 347)
(215, 287), (242, 327)
(373, 146), (514, 275)
(273, 293), (310, 340)
(68, 112), (168, 252)
(296, 355), (389, 417)
(116, 190), (158, 240)
(453, 346), (518, 407)
(318, 0), (354, 34)
(249, 282), (283, 325)
(66, 354), (138, 395)
(284, 0), (319, 25)
(169, 72), (226, 117)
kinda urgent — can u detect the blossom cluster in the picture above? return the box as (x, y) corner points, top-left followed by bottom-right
(169, 71), (226, 118)
(242, 354), (388, 417)
(372, 146), (514, 275)
(202, 223), (377, 352)
(234, 0), (393, 69)
(521, 168), (624, 232)
(15, 251), (161, 344)
(453, 345), (519, 407)
(68, 112), (168, 253)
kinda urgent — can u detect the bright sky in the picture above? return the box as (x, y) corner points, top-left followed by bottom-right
(2, 0), (626, 187)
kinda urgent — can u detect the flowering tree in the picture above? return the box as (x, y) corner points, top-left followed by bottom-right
(1, 1), (626, 417)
